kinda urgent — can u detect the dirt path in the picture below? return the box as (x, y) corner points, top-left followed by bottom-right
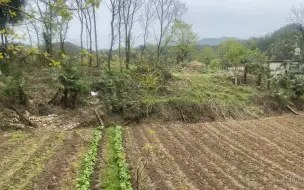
(124, 115), (304, 189)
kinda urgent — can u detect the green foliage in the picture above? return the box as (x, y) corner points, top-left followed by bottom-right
(76, 127), (102, 190)
(217, 39), (246, 69)
(3, 71), (27, 104)
(95, 65), (172, 114)
(95, 70), (140, 113)
(102, 126), (132, 190)
(3, 71), (24, 97)
(0, 0), (26, 27)
(209, 58), (221, 70)
(273, 75), (304, 98)
(59, 64), (89, 94)
(171, 20), (198, 63)
(246, 49), (269, 76)
(253, 24), (300, 60)
(291, 77), (304, 98)
(198, 47), (215, 65)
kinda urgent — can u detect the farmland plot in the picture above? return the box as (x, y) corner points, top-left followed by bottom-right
(0, 129), (93, 190)
(124, 115), (304, 190)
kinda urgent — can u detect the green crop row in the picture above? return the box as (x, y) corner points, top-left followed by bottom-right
(76, 127), (102, 190)
(113, 126), (133, 190)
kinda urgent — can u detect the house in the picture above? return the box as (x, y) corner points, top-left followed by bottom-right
(267, 60), (302, 77)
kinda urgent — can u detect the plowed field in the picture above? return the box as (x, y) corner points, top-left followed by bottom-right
(124, 115), (304, 190)
(0, 129), (93, 190)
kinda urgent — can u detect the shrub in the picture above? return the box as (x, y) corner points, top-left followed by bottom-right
(3, 71), (27, 104)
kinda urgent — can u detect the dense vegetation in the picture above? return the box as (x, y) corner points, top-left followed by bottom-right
(0, 0), (304, 129)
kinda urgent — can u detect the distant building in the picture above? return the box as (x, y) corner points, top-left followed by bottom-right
(267, 60), (303, 77)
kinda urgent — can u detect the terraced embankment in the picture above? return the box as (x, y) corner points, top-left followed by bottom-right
(124, 115), (304, 190)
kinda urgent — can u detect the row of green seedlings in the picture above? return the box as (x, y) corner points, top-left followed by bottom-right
(76, 127), (102, 190)
(112, 126), (133, 190)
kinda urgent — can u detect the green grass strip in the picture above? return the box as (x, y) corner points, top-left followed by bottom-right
(76, 127), (102, 190)
(102, 126), (133, 190)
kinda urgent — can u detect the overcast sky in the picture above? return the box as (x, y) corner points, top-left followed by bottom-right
(64, 0), (300, 49)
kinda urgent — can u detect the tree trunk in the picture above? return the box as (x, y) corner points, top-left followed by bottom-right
(108, 12), (115, 71)
(79, 7), (84, 65)
(118, 0), (122, 72)
(257, 74), (262, 87)
(93, 5), (99, 68)
(26, 24), (33, 47)
(243, 66), (247, 84)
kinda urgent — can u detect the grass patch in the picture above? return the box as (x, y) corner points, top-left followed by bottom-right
(102, 126), (132, 190)
(170, 73), (260, 106)
(9, 132), (28, 143)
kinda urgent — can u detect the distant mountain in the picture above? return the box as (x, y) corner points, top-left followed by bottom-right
(52, 42), (82, 55)
(199, 37), (240, 46)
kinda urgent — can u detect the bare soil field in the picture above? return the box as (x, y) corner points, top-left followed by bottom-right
(124, 114), (304, 190)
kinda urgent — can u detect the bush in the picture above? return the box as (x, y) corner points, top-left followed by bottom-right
(3, 71), (27, 104)
(94, 70), (141, 114)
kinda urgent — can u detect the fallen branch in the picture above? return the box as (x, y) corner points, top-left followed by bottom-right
(286, 105), (299, 115)
(9, 105), (38, 128)
(48, 88), (61, 105)
(176, 105), (187, 123)
(94, 109), (104, 126)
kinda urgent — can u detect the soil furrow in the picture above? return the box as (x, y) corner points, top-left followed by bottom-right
(205, 123), (299, 189)
(260, 120), (304, 148)
(145, 124), (199, 190)
(220, 121), (304, 170)
(242, 120), (304, 166)
(31, 131), (84, 190)
(0, 132), (53, 177)
(152, 123), (243, 190)
(168, 124), (259, 189)
(233, 121), (304, 181)
(131, 126), (173, 189)
(124, 127), (154, 190)
(0, 132), (64, 190)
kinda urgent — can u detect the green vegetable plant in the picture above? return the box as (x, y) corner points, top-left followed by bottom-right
(76, 127), (102, 190)
(113, 126), (133, 190)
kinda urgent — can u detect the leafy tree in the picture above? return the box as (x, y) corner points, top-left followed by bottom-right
(209, 58), (221, 70)
(171, 20), (198, 64)
(199, 46), (214, 65)
(246, 48), (269, 86)
(217, 39), (246, 69)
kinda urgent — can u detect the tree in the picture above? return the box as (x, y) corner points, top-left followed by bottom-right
(139, 0), (156, 59)
(0, 0), (26, 49)
(88, 0), (101, 68)
(152, 0), (187, 63)
(200, 47), (214, 66)
(122, 0), (144, 69)
(57, 7), (72, 54)
(245, 48), (269, 86)
(171, 20), (198, 64)
(217, 39), (246, 70)
(107, 0), (119, 70)
(209, 58), (221, 70)
(35, 0), (58, 55)
(83, 8), (93, 66)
